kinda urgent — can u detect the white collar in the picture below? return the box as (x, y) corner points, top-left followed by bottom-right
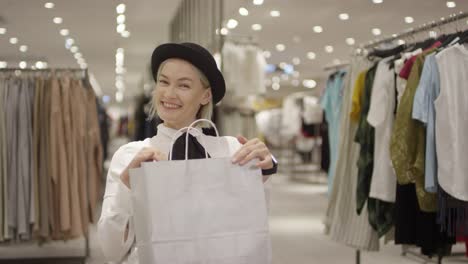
(156, 123), (203, 141)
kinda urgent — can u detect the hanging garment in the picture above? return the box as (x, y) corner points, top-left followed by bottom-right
(434, 44), (468, 202)
(302, 96), (323, 124)
(394, 49), (422, 108)
(0, 78), (6, 241)
(325, 58), (379, 251)
(350, 70), (367, 123)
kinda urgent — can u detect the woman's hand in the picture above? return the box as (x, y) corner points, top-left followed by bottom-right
(120, 147), (167, 188)
(232, 136), (274, 170)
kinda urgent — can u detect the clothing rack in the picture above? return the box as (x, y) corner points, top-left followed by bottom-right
(359, 11), (467, 49)
(323, 61), (350, 71)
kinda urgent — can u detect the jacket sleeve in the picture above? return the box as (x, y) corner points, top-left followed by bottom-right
(97, 144), (139, 263)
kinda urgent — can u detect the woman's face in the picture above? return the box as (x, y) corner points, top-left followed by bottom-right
(154, 58), (212, 129)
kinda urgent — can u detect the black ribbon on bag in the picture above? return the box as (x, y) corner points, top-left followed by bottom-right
(170, 132), (211, 160)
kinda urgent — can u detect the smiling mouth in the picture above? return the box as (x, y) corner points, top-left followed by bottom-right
(161, 101), (182, 109)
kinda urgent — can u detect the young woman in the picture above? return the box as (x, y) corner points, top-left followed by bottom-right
(97, 42), (277, 263)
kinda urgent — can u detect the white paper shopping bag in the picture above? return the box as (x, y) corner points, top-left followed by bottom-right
(130, 119), (271, 264)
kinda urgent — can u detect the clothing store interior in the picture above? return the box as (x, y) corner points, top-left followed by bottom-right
(1, 0), (468, 263)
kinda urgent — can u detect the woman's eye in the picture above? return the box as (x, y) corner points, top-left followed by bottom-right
(180, 84), (190, 88)
(159, 80), (169, 85)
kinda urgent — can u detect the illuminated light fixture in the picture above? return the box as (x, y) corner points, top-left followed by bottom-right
(35, 61), (45, 69)
(9, 37), (18, 44)
(372, 28), (382, 36)
(303, 79), (317, 88)
(0, 61), (7, 68)
(313, 26), (323, 33)
(44, 2), (54, 8)
(117, 14), (126, 24)
(429, 31), (438, 37)
(405, 16), (414, 24)
(325, 45), (334, 53)
(307, 52), (316, 60)
(339, 13), (350, 20)
(116, 80), (124, 90)
(346, 37), (355, 45)
(60, 29), (69, 36)
(372, 0), (383, 4)
(19, 61), (27, 69)
(252, 24), (262, 31)
(276, 44), (286, 52)
(253, 0), (264, 5)
(116, 3), (126, 14)
(117, 24), (126, 33)
(227, 19), (238, 29)
(74, 53), (82, 59)
(272, 82), (280, 90)
(0, 28), (6, 34)
(446, 1), (456, 8)
(239, 7), (249, 16)
(292, 57), (301, 65)
(279, 62), (287, 69)
(122, 31), (130, 38)
(70, 46), (79, 53)
(80, 63), (87, 69)
(19, 45), (28, 52)
(66, 38), (75, 46)
(53, 17), (63, 24)
(220, 28), (229, 35)
(397, 39), (406, 45)
(115, 91), (124, 102)
(263, 50), (271, 58)
(270, 10), (280, 17)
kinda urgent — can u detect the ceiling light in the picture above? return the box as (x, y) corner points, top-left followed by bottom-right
(446, 1), (456, 8)
(44, 2), (54, 8)
(405, 16), (414, 24)
(372, 28), (382, 36)
(19, 45), (28, 52)
(115, 67), (125, 74)
(116, 3), (126, 14)
(227, 19), (238, 29)
(372, 0), (383, 4)
(77, 57), (85, 64)
(60, 29), (69, 36)
(117, 14), (126, 24)
(116, 80), (124, 90)
(239, 7), (249, 16)
(272, 83), (280, 90)
(117, 24), (126, 33)
(80, 63), (87, 69)
(307, 52), (316, 60)
(115, 91), (124, 102)
(339, 13), (350, 20)
(303, 79), (317, 88)
(325, 45), (334, 53)
(272, 76), (280, 83)
(397, 39), (406, 45)
(276, 44), (286, 52)
(0, 61), (7, 68)
(53, 17), (63, 24)
(35, 61), (44, 69)
(19, 61), (27, 69)
(292, 71), (300, 78)
(392, 33), (398, 37)
(122, 31), (131, 38)
(346, 37), (355, 45)
(117, 47), (124, 53)
(70, 46), (78, 53)
(252, 24), (262, 31)
(253, 0), (264, 5)
(429, 31), (438, 37)
(0, 28), (6, 34)
(292, 79), (300, 87)
(74, 53), (82, 59)
(292, 57), (301, 65)
(66, 38), (74, 46)
(270, 10), (280, 17)
(9, 37), (18, 44)
(279, 62), (287, 69)
(313, 26), (323, 33)
(220, 27), (229, 35)
(263, 50), (271, 58)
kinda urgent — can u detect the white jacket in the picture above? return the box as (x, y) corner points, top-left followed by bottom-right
(97, 124), (270, 264)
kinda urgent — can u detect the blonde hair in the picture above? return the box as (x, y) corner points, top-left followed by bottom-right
(148, 59), (213, 128)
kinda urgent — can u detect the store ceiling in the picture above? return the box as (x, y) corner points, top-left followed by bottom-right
(0, 0), (467, 104)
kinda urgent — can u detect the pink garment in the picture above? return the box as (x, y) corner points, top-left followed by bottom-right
(399, 41), (442, 80)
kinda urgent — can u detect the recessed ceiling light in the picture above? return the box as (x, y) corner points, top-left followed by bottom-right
(303, 79), (317, 89)
(19, 61), (27, 69)
(253, 0), (264, 5)
(397, 39), (406, 45)
(292, 79), (300, 87)
(35, 61), (44, 69)
(116, 3), (126, 14)
(9, 37), (18, 44)
(307, 52), (316, 60)
(66, 38), (75, 49)
(263, 50), (271, 58)
(339, 13), (350, 20)
(270, 10), (280, 17)
(392, 33), (398, 37)
(372, 28), (382, 36)
(429, 31), (438, 37)
(405, 16), (414, 24)
(116, 24), (126, 33)
(346, 37), (355, 45)
(252, 24), (262, 31)
(117, 14), (126, 24)
(0, 61), (7, 69)
(60, 29), (69, 36)
(276, 44), (286, 52)
(115, 91), (124, 102)
(77, 57), (85, 64)
(239, 7), (249, 16)
(44, 2), (54, 9)
(220, 28), (229, 35)
(372, 0), (383, 4)
(446, 1), (456, 8)
(70, 46), (78, 53)
(19, 45), (28, 52)
(279, 62), (287, 69)
(53, 17), (63, 24)
(80, 63), (88, 69)
(0, 28), (6, 34)
(325, 45), (334, 53)
(116, 80), (124, 90)
(272, 83), (280, 90)
(292, 57), (301, 65)
(227, 19), (238, 29)
(313, 26), (323, 33)
(272, 76), (280, 83)
(122, 31), (131, 38)
(74, 53), (82, 59)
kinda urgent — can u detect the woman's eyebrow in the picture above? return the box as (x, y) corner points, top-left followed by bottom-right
(177, 77), (193, 82)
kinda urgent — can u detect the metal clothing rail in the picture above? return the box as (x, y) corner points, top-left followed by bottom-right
(359, 11), (468, 49)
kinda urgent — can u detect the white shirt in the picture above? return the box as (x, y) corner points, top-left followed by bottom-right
(435, 44), (468, 201)
(367, 57), (397, 203)
(98, 124), (272, 264)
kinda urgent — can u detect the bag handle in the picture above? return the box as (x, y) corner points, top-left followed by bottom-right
(168, 119), (220, 161)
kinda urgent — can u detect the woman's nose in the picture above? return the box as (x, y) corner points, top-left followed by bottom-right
(163, 84), (177, 98)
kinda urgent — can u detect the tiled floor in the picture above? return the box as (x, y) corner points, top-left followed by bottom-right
(87, 174), (467, 264)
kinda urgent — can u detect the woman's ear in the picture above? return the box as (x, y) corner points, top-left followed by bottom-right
(201, 89), (212, 105)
